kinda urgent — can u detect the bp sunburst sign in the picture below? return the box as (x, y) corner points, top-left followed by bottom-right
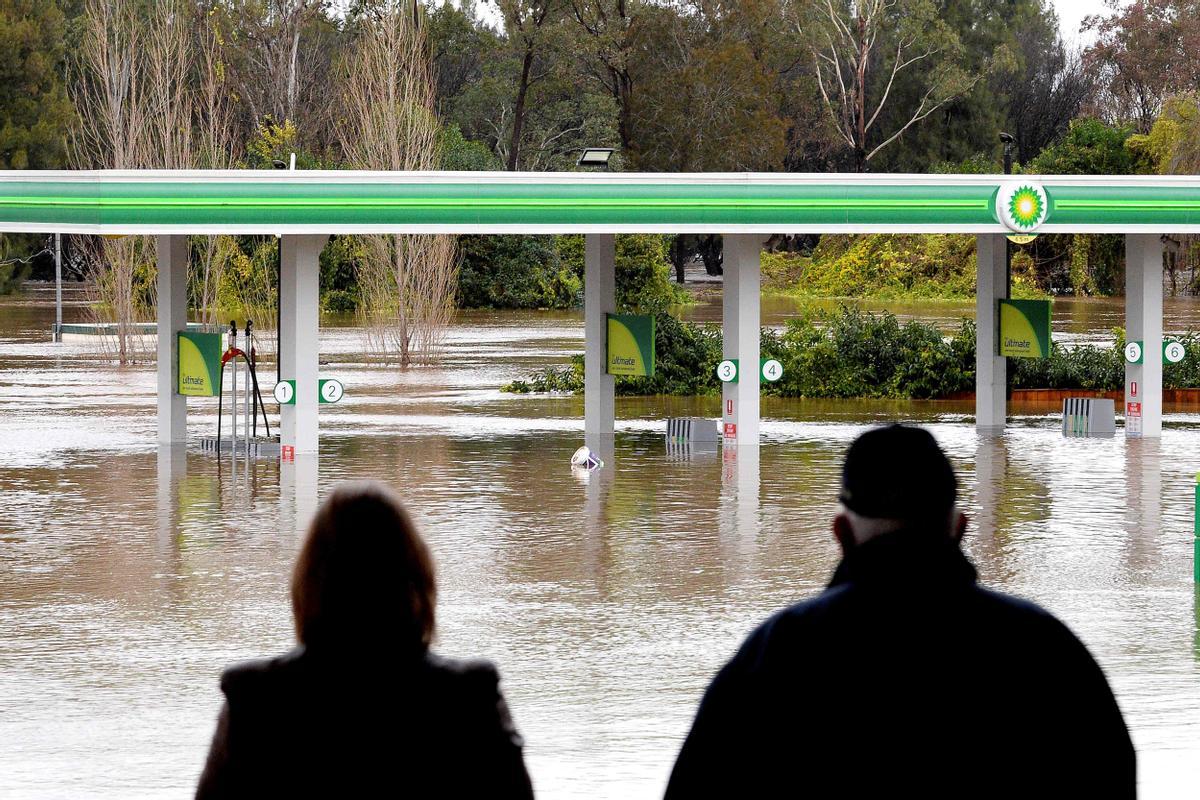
(997, 182), (1048, 232)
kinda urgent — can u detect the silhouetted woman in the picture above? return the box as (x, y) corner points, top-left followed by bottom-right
(196, 481), (534, 798)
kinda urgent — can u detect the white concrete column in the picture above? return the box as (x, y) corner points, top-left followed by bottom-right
(1125, 234), (1163, 438)
(976, 234), (1007, 435)
(156, 235), (188, 445)
(584, 233), (616, 462)
(722, 235), (762, 446)
(279, 234), (328, 455)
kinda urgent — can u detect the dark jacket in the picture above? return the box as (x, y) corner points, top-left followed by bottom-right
(195, 646), (534, 799)
(665, 532), (1136, 799)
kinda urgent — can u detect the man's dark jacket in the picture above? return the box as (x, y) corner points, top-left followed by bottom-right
(195, 646), (534, 798)
(665, 532), (1136, 798)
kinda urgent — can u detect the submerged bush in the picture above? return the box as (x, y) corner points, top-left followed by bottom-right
(501, 312), (721, 395)
(761, 310), (975, 399)
(503, 307), (1200, 398)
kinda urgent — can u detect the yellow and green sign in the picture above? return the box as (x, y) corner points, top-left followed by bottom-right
(607, 314), (655, 377)
(998, 299), (1051, 359)
(177, 331), (223, 396)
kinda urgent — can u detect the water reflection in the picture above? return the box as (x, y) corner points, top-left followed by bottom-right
(2, 291), (1200, 798)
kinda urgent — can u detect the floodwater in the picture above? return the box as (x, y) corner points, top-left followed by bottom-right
(1, 285), (1199, 799)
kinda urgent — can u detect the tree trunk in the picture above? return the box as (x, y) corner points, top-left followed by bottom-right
(670, 235), (687, 284)
(854, 14), (868, 172)
(507, 46), (534, 171)
(614, 68), (633, 152)
(700, 235), (723, 276)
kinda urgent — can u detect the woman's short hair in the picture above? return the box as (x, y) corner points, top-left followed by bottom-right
(291, 481), (436, 651)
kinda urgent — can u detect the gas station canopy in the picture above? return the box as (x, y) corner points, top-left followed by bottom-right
(1, 171), (1199, 235)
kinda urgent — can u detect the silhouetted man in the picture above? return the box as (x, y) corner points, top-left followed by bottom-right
(665, 425), (1135, 799)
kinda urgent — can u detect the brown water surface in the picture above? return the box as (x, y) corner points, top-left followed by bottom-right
(1, 287), (1198, 798)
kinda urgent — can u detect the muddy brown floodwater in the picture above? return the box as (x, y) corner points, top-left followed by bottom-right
(1, 286), (1198, 798)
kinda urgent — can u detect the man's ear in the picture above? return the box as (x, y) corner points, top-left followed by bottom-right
(833, 513), (856, 554)
(953, 511), (968, 543)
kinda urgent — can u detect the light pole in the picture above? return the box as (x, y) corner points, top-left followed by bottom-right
(272, 159), (287, 383)
(53, 233), (62, 341)
(1000, 132), (1016, 400)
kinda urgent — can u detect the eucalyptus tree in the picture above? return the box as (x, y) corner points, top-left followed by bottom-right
(789, 0), (980, 172)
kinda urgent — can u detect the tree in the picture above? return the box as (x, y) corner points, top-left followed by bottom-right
(1127, 94), (1200, 175)
(71, 0), (197, 362)
(995, 22), (1093, 166)
(444, 0), (617, 170)
(570, 0), (634, 151)
(795, 0), (981, 171)
(339, 1), (457, 366)
(492, 0), (563, 170)
(1085, 0), (1200, 131)
(0, 0), (74, 169)
(1029, 117), (1135, 175)
(205, 0), (339, 153)
(191, 5), (243, 328)
(628, 2), (787, 172)
(427, 0), (494, 118)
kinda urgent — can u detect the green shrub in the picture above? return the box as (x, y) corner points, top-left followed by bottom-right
(457, 234), (579, 309)
(768, 234), (1045, 300)
(0, 261), (30, 295)
(501, 312), (720, 395)
(502, 307), (1200, 398)
(556, 234), (688, 312)
(762, 309), (974, 399)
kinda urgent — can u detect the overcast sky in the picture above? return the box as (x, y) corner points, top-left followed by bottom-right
(464, 2), (1123, 46)
(1052, 0), (1120, 46)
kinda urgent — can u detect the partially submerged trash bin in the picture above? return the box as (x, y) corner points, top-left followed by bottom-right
(571, 445), (604, 471)
(1062, 398), (1115, 437)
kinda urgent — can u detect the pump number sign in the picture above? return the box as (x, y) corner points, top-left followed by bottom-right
(319, 379), (344, 404)
(273, 380), (296, 405)
(273, 379), (344, 404)
(761, 359), (784, 382)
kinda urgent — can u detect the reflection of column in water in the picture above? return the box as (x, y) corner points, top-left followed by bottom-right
(156, 444), (187, 553)
(1122, 438), (1162, 574)
(971, 435), (1008, 574)
(1194, 586), (1200, 665)
(280, 454), (320, 537)
(578, 460), (613, 596)
(718, 444), (760, 582)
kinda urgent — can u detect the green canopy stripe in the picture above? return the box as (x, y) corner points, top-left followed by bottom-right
(1, 174), (1198, 230)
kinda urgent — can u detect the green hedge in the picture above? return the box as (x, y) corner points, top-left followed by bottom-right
(503, 307), (1200, 398)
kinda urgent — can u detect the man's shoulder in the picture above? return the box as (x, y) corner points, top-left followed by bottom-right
(746, 583), (1080, 655)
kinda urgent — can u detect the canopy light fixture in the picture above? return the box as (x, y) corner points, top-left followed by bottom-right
(577, 148), (614, 169)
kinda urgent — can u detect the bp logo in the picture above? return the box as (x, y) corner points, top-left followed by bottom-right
(997, 182), (1048, 232)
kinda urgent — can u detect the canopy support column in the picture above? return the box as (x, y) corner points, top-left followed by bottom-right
(976, 234), (1007, 435)
(584, 234), (616, 463)
(279, 234), (328, 455)
(722, 235), (762, 447)
(1125, 234), (1163, 438)
(156, 235), (188, 445)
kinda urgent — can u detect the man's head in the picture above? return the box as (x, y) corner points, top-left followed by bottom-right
(833, 425), (967, 553)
